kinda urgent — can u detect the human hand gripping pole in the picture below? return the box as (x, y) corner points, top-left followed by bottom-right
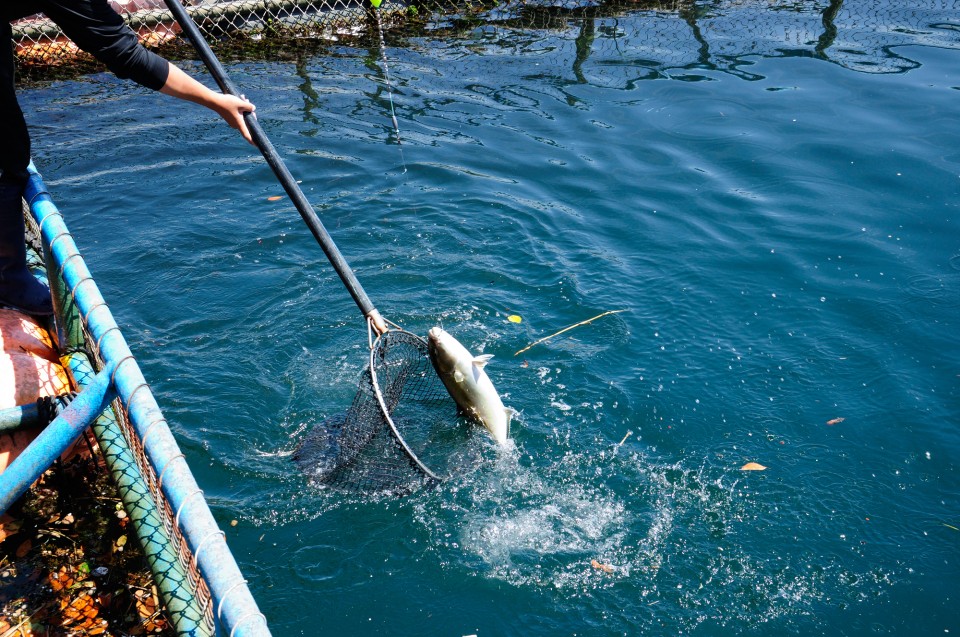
(161, 0), (389, 337)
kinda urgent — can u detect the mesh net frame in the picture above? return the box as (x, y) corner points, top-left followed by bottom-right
(294, 328), (482, 495)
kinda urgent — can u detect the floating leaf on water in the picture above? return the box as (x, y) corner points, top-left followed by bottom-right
(741, 462), (767, 471)
(591, 559), (615, 573)
(507, 314), (522, 324)
(826, 417), (845, 425)
(267, 195), (283, 201)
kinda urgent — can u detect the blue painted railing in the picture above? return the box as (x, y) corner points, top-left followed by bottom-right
(0, 361), (116, 510)
(0, 164), (272, 637)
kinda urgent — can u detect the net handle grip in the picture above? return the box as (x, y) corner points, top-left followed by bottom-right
(162, 0), (379, 319)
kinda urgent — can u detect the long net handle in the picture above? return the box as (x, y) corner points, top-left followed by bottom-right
(162, 0), (379, 321)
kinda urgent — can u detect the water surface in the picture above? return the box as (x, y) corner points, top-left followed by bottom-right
(19, 0), (960, 634)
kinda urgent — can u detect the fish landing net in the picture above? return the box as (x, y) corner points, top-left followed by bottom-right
(293, 328), (481, 494)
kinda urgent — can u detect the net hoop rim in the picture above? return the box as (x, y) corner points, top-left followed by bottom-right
(368, 328), (443, 483)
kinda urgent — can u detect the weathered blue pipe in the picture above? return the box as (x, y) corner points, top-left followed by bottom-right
(62, 351), (214, 637)
(0, 402), (42, 432)
(36, 193), (211, 634)
(0, 362), (116, 514)
(25, 165), (271, 637)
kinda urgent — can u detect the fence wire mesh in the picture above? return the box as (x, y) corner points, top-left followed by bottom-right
(24, 208), (215, 635)
(10, 0), (960, 82)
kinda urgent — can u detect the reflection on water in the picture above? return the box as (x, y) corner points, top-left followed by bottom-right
(465, 0), (960, 81)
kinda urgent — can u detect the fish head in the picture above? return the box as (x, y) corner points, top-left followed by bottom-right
(427, 326), (511, 444)
(427, 327), (468, 376)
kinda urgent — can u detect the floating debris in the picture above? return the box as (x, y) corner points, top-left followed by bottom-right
(515, 309), (627, 356)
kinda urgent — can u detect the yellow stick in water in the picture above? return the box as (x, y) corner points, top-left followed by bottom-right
(514, 309), (627, 356)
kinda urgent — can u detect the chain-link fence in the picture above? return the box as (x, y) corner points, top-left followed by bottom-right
(24, 199), (216, 635)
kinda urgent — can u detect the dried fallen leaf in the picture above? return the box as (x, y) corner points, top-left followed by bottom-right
(741, 462), (767, 471)
(591, 559), (615, 574)
(507, 314), (522, 324)
(134, 589), (157, 617)
(15, 538), (32, 558)
(267, 195), (283, 202)
(826, 417), (845, 426)
(131, 586), (168, 634)
(0, 516), (21, 542)
(49, 566), (76, 592)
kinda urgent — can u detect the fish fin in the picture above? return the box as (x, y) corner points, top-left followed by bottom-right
(473, 354), (494, 368)
(453, 369), (466, 383)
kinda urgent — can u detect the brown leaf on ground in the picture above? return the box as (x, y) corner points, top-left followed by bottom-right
(130, 586), (168, 634)
(15, 539), (32, 558)
(0, 514), (22, 542)
(49, 565), (76, 592)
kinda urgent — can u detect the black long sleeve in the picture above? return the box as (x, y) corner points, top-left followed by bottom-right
(2, 1), (170, 182)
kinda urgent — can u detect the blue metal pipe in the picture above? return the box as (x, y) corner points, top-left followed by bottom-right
(0, 402), (42, 432)
(0, 362), (116, 514)
(25, 166), (271, 637)
(61, 351), (214, 637)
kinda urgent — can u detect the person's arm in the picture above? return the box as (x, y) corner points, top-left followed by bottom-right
(41, 1), (256, 144)
(159, 63), (256, 144)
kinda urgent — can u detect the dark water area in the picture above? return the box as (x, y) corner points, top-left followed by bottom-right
(18, 0), (960, 634)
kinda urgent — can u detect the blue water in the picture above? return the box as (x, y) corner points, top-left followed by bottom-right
(18, 1), (960, 634)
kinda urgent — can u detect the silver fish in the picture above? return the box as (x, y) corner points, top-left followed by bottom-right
(427, 327), (513, 444)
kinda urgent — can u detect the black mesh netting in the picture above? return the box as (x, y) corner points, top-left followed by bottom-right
(293, 329), (484, 495)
